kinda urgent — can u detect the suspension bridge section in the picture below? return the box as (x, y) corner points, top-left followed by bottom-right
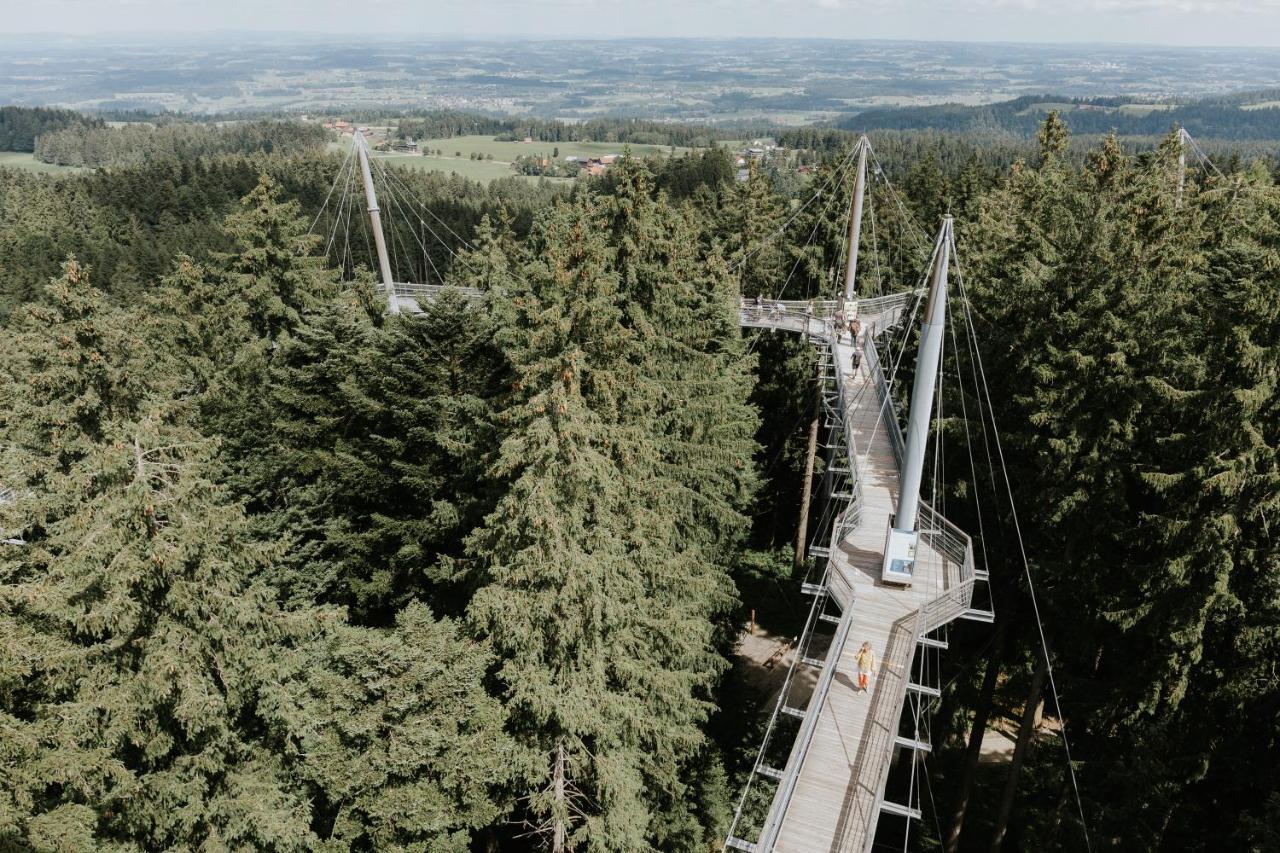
(317, 130), (996, 852)
(729, 283), (990, 852)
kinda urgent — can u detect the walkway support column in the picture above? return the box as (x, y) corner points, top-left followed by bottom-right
(882, 216), (950, 582)
(1176, 127), (1188, 209)
(355, 130), (399, 314)
(842, 136), (869, 302)
(793, 355), (824, 571)
(897, 216), (951, 531)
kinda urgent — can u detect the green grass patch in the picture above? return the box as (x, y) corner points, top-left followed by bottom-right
(0, 152), (88, 175)
(329, 134), (711, 184)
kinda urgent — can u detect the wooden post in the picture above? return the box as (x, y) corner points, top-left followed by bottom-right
(945, 646), (1003, 853)
(552, 741), (567, 853)
(750, 609), (756, 636)
(793, 354), (824, 571)
(990, 655), (1049, 852)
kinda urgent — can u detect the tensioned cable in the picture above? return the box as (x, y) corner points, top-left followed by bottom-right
(323, 151), (357, 264)
(373, 156), (445, 285)
(865, 141), (933, 256)
(310, 138), (358, 236)
(949, 228), (1093, 853)
(376, 158), (479, 254)
(946, 290), (996, 593)
(732, 140), (864, 272)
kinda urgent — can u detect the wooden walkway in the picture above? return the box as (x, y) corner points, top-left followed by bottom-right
(769, 329), (953, 853)
(399, 285), (980, 853)
(731, 293), (982, 853)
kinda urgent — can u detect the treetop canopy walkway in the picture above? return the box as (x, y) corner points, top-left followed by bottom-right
(320, 130), (1003, 853)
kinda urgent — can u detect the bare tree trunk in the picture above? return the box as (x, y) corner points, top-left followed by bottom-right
(553, 741), (567, 853)
(990, 655), (1049, 852)
(944, 651), (1003, 853)
(794, 357), (823, 571)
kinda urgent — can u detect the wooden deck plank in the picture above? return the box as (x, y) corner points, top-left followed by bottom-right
(771, 326), (954, 853)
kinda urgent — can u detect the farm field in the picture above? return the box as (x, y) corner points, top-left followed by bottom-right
(330, 135), (711, 184)
(0, 152), (87, 174)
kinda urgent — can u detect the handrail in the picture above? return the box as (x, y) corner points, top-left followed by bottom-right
(393, 281), (483, 299)
(863, 333), (905, 468)
(860, 607), (926, 849)
(730, 287), (979, 853)
(754, 333), (870, 849)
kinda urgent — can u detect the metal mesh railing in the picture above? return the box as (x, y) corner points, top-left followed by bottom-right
(855, 608), (927, 850)
(393, 282), (483, 302)
(863, 334), (905, 468)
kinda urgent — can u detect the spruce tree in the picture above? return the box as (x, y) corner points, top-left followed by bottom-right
(469, 195), (738, 850)
(1, 260), (518, 851)
(0, 261), (314, 849)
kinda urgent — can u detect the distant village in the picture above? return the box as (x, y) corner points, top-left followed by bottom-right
(322, 117), (794, 181)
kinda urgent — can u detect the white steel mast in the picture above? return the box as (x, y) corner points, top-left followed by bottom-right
(355, 130), (400, 314)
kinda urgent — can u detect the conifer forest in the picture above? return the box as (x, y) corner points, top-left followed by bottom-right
(0, 108), (1278, 853)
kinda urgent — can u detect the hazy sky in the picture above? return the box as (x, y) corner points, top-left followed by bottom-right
(3, 0), (1280, 47)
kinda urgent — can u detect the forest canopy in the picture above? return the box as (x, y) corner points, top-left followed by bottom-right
(0, 113), (1277, 852)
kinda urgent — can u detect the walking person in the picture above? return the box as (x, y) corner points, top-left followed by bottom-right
(856, 641), (876, 691)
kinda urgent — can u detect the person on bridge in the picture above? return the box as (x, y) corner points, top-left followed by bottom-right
(856, 642), (876, 691)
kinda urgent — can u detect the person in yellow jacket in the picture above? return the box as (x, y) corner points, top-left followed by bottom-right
(856, 641), (876, 691)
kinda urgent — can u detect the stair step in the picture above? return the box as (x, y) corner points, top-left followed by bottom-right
(895, 735), (932, 753)
(918, 636), (949, 650)
(726, 838), (758, 852)
(756, 764), (784, 781)
(907, 682), (942, 698)
(780, 705), (806, 719)
(800, 656), (825, 669)
(962, 608), (996, 624)
(808, 546), (831, 559)
(800, 582), (825, 596)
(880, 800), (923, 820)
(819, 612), (841, 625)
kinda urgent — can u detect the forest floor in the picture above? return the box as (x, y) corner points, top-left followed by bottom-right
(735, 624), (798, 709)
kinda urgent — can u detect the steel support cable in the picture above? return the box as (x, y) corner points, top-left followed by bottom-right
(867, 188), (886, 299)
(856, 242), (936, 457)
(355, 183), (378, 280)
(949, 229), (1093, 853)
(946, 296), (995, 589)
(865, 141), (932, 253)
(372, 155), (439, 272)
(341, 177), (357, 278)
(375, 155), (479, 280)
(310, 138), (358, 236)
(323, 152), (357, 265)
(742, 191), (845, 363)
(742, 189), (843, 361)
(376, 156), (479, 254)
(732, 140), (863, 272)
(918, 723), (947, 848)
(373, 156), (446, 286)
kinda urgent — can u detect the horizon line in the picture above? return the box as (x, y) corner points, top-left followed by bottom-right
(2, 31), (1280, 51)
